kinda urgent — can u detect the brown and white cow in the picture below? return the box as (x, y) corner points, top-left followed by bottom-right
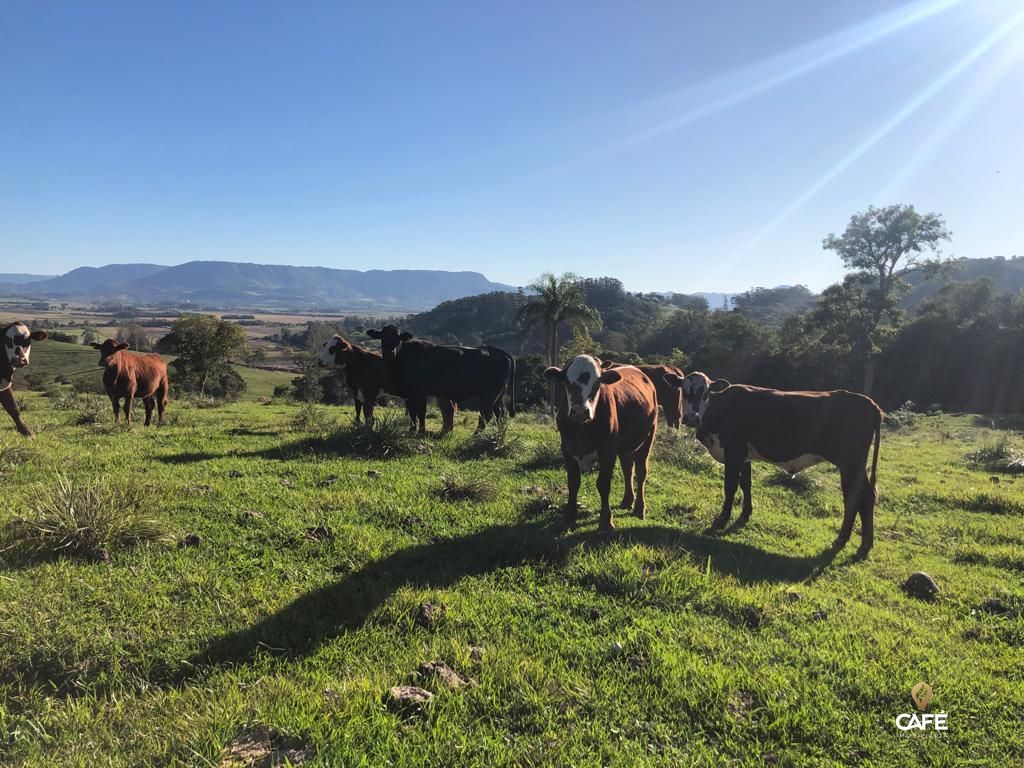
(609, 362), (686, 428)
(317, 335), (456, 430)
(666, 371), (883, 555)
(90, 339), (169, 426)
(1, 322), (47, 437)
(545, 356), (658, 530)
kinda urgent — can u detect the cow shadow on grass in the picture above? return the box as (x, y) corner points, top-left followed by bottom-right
(177, 517), (841, 680)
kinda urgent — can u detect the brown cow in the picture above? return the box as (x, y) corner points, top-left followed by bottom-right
(90, 339), (169, 426)
(609, 362), (685, 428)
(317, 335), (456, 430)
(544, 356), (658, 530)
(1, 322), (47, 437)
(666, 371), (882, 556)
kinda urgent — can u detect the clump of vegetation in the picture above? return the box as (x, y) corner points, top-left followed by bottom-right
(966, 437), (1024, 474)
(436, 472), (498, 502)
(289, 402), (337, 436)
(884, 401), (919, 431)
(521, 439), (564, 470)
(653, 429), (714, 473)
(332, 411), (425, 459)
(9, 475), (169, 559)
(455, 419), (523, 459)
(0, 442), (31, 478)
(764, 468), (822, 495)
(73, 394), (107, 426)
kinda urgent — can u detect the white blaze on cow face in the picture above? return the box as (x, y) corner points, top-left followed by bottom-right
(564, 355), (603, 423)
(681, 372), (712, 427)
(4, 323), (34, 369)
(318, 338), (340, 369)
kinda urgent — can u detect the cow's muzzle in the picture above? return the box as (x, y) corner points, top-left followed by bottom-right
(683, 414), (700, 428)
(11, 357), (28, 368)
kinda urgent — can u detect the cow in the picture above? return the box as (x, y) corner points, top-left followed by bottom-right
(90, 339), (169, 426)
(665, 371), (882, 555)
(366, 325), (515, 433)
(544, 356), (658, 530)
(1, 322), (47, 437)
(317, 335), (457, 429)
(609, 362), (686, 428)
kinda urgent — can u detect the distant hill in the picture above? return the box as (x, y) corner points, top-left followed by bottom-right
(0, 273), (54, 285)
(903, 255), (1024, 307)
(0, 260), (517, 311)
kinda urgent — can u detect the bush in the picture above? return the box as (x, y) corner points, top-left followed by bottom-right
(8, 475), (169, 559)
(330, 410), (425, 459)
(967, 438), (1024, 474)
(290, 402), (338, 435)
(73, 394), (107, 426)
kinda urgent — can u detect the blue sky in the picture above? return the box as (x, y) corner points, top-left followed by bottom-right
(2, 1), (1023, 293)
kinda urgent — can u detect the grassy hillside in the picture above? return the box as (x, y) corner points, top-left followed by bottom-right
(1, 400), (1022, 766)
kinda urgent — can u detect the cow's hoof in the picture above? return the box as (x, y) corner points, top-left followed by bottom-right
(854, 543), (872, 560)
(710, 515), (729, 531)
(633, 507), (646, 520)
(618, 498), (634, 510)
(599, 522), (616, 533)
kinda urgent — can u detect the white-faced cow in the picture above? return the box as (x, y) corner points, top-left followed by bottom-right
(666, 371), (883, 556)
(366, 325), (515, 433)
(317, 335), (457, 429)
(91, 339), (169, 426)
(1, 322), (47, 437)
(545, 356), (658, 530)
(609, 362), (686, 428)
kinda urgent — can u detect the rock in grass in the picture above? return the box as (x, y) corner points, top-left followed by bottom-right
(418, 660), (476, 689)
(742, 606), (763, 629)
(320, 475), (339, 487)
(179, 534), (201, 548)
(219, 725), (310, 767)
(784, 592), (802, 603)
(902, 572), (940, 601)
(387, 685), (434, 714)
(366, 469), (381, 478)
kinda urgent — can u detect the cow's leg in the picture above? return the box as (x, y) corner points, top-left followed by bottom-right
(735, 461), (753, 525)
(143, 396), (155, 426)
(0, 387), (33, 437)
(618, 452), (635, 510)
(439, 399), (455, 434)
(564, 452), (582, 525)
(109, 394), (121, 423)
(836, 466), (863, 548)
(353, 398), (363, 424)
(123, 391), (135, 425)
(597, 457), (615, 531)
(857, 468), (876, 557)
(632, 427), (656, 520)
(156, 380), (168, 423)
(713, 450), (744, 529)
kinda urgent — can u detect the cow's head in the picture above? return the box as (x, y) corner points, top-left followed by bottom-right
(366, 325), (413, 362)
(544, 355), (621, 424)
(664, 371), (728, 427)
(3, 323), (47, 369)
(318, 335), (354, 369)
(90, 339), (129, 367)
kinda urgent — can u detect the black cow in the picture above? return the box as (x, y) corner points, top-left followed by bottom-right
(366, 325), (515, 433)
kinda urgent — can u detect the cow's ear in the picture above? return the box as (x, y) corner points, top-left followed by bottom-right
(399, 332), (413, 342)
(115, 342), (129, 352)
(664, 372), (684, 389)
(543, 366), (567, 383)
(90, 342), (103, 350)
(598, 369), (621, 385)
(30, 330), (48, 341)
(709, 379), (730, 393)
(366, 329), (382, 339)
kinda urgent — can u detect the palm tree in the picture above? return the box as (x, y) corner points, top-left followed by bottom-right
(519, 273), (602, 408)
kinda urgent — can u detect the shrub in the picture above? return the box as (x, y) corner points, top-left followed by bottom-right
(73, 394), (107, 426)
(436, 472), (498, 502)
(9, 475), (169, 559)
(290, 402), (338, 435)
(967, 437), (1024, 474)
(331, 410), (424, 459)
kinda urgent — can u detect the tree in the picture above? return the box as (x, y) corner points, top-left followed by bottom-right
(518, 273), (602, 367)
(156, 315), (248, 395)
(115, 322), (152, 352)
(518, 272), (602, 409)
(822, 204), (951, 393)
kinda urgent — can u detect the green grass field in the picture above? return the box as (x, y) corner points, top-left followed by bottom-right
(1, 394), (1022, 766)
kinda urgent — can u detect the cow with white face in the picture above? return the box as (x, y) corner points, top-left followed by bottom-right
(674, 371), (715, 427)
(1, 322), (48, 437)
(544, 355), (658, 530)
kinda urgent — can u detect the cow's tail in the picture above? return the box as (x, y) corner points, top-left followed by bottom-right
(869, 408), (882, 490)
(507, 354), (517, 418)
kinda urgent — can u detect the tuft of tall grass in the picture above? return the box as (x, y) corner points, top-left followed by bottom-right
(966, 437), (1024, 474)
(521, 440), (565, 471)
(289, 402), (338, 435)
(9, 475), (170, 559)
(455, 420), (523, 460)
(653, 429), (715, 473)
(72, 394), (106, 426)
(436, 472), (498, 503)
(332, 411), (425, 459)
(0, 442), (31, 478)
